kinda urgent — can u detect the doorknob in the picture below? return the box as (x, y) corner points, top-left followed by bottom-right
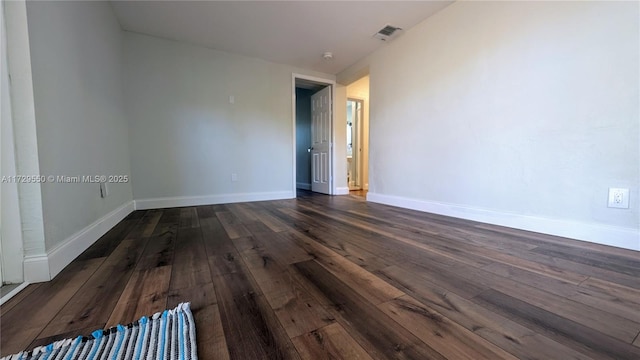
(308, 147), (314, 152)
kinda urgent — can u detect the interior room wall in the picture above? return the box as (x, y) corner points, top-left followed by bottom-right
(346, 75), (370, 190)
(346, 1), (639, 249)
(295, 88), (313, 190)
(25, 1), (133, 255)
(1, 2), (24, 284)
(124, 33), (335, 207)
(334, 84), (349, 195)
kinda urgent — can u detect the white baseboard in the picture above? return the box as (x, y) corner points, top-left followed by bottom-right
(366, 192), (640, 251)
(296, 182), (311, 190)
(23, 254), (50, 283)
(134, 191), (295, 210)
(0, 282), (30, 306)
(335, 187), (350, 195)
(23, 201), (135, 283)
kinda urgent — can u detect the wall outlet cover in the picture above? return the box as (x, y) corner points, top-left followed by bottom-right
(607, 188), (629, 209)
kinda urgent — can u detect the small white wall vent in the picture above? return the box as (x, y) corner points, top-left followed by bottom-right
(373, 25), (402, 41)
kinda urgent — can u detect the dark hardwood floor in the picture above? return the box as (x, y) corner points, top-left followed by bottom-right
(349, 189), (367, 198)
(2, 191), (640, 359)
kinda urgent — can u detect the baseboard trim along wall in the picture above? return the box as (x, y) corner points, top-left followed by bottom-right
(335, 187), (350, 195)
(0, 282), (30, 306)
(134, 191), (295, 210)
(23, 192), (294, 283)
(23, 201), (136, 283)
(23, 254), (50, 283)
(366, 192), (640, 251)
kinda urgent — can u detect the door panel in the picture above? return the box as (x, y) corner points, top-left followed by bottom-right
(311, 86), (331, 194)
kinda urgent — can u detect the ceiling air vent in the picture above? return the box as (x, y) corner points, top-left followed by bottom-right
(373, 25), (402, 41)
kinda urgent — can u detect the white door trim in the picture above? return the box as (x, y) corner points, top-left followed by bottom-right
(292, 74), (336, 196)
(1, 2), (24, 284)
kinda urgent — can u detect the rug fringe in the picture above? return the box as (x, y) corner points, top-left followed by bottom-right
(1, 302), (197, 360)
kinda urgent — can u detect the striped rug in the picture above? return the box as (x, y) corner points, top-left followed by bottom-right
(1, 303), (198, 360)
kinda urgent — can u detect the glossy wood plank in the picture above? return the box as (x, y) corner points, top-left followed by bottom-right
(167, 284), (229, 360)
(244, 230), (313, 266)
(105, 265), (171, 327)
(179, 207), (200, 229)
(532, 244), (640, 277)
(375, 265), (595, 360)
(3, 192), (640, 359)
(193, 304), (231, 360)
(473, 289), (640, 359)
(268, 289), (335, 339)
(196, 205), (216, 219)
(0, 283), (41, 314)
(474, 222), (640, 259)
(297, 203), (496, 269)
(133, 210), (163, 238)
(252, 207), (289, 233)
(0, 258), (104, 355)
(76, 214), (142, 260)
(212, 271), (301, 359)
(378, 295), (518, 360)
(312, 254), (404, 305)
(294, 260), (446, 360)
(503, 247), (640, 290)
(234, 235), (334, 338)
(291, 323), (374, 360)
(200, 216), (245, 276)
(481, 268), (640, 343)
(170, 226), (212, 290)
(216, 211), (251, 239)
(483, 262), (640, 324)
(38, 237), (148, 338)
(273, 207), (393, 271)
(579, 277), (640, 307)
(224, 203), (257, 223)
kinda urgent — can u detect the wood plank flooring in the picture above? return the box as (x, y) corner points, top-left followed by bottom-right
(2, 191), (640, 359)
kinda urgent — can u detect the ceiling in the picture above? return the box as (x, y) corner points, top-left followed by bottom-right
(110, 1), (454, 75)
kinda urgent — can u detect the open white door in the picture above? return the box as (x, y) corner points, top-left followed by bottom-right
(310, 86), (331, 194)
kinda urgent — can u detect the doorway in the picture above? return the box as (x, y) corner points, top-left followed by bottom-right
(347, 98), (363, 190)
(346, 75), (369, 197)
(293, 75), (335, 195)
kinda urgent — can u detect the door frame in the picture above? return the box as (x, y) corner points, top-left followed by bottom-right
(347, 97), (365, 190)
(1, 2), (24, 286)
(292, 74), (336, 196)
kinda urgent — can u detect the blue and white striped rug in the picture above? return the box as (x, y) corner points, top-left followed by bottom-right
(2, 303), (198, 360)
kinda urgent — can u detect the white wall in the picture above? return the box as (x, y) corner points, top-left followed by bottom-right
(124, 33), (335, 208)
(346, 75), (370, 190)
(26, 1), (133, 254)
(351, 2), (639, 250)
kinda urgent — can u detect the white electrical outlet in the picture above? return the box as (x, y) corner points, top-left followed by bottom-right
(231, 173), (238, 182)
(607, 188), (629, 209)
